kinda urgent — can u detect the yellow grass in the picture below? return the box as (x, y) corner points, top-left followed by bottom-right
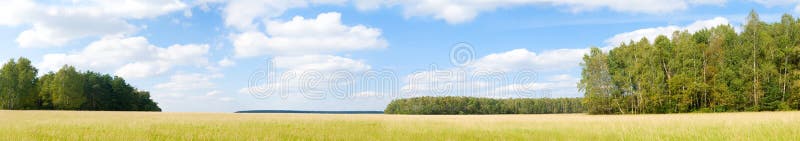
(1, 110), (798, 140)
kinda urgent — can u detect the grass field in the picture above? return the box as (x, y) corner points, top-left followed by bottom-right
(1, 110), (799, 140)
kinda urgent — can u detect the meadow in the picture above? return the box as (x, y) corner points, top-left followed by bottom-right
(1, 110), (798, 140)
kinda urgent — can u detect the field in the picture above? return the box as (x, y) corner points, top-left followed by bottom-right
(1, 111), (799, 140)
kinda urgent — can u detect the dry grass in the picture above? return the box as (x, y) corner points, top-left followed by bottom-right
(1, 110), (798, 140)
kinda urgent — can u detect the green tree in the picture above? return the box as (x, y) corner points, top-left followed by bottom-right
(0, 58), (38, 109)
(579, 11), (800, 114)
(0, 58), (161, 111)
(81, 72), (114, 110)
(51, 65), (86, 110)
(579, 47), (615, 114)
(110, 77), (135, 111)
(37, 73), (56, 109)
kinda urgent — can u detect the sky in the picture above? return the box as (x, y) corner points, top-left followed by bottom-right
(2, 0), (800, 112)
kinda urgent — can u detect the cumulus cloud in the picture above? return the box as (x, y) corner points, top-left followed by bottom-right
(399, 47), (589, 98)
(489, 77), (580, 98)
(38, 36), (210, 79)
(218, 0), (731, 26)
(115, 62), (170, 79)
(605, 17), (730, 46)
(355, 0), (727, 24)
(496, 74), (579, 91)
(353, 91), (381, 97)
(152, 88), (236, 112)
(471, 48), (589, 72)
(205, 57), (238, 72)
(747, 0), (800, 14)
(15, 16), (136, 48)
(0, 0), (36, 26)
(389, 41), (604, 99)
(217, 0), (728, 28)
(400, 67), (582, 98)
(273, 55), (371, 73)
(152, 72), (234, 112)
(401, 71), (491, 97)
(238, 55), (372, 87)
(222, 0), (347, 30)
(67, 0), (188, 19)
(156, 73), (224, 91)
(751, 0), (798, 7)
(235, 55), (382, 102)
(232, 12), (387, 57)
(229, 11), (382, 100)
(0, 0), (186, 48)
(218, 57), (237, 67)
(206, 90), (222, 96)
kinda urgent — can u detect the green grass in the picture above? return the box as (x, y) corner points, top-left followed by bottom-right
(1, 110), (799, 140)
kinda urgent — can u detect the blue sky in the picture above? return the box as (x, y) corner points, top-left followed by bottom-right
(1, 0), (799, 112)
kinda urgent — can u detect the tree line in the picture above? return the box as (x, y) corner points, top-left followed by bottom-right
(0, 57), (161, 111)
(580, 11), (800, 114)
(384, 96), (583, 114)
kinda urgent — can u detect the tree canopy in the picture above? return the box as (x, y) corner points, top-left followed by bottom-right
(579, 11), (800, 114)
(0, 57), (160, 111)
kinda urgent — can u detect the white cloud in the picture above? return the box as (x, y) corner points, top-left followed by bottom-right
(16, 17), (136, 47)
(195, 0), (226, 11)
(399, 47), (589, 98)
(399, 68), (491, 97)
(605, 17), (730, 46)
(38, 36), (210, 79)
(749, 0), (800, 14)
(354, 91), (381, 97)
(218, 0), (728, 26)
(152, 89), (236, 112)
(274, 55), (371, 73)
(793, 4), (800, 13)
(151, 72), (235, 111)
(489, 78), (580, 98)
(1, 0), (186, 48)
(471, 48), (589, 72)
(233, 12), (387, 57)
(357, 0), (727, 24)
(689, 0), (729, 5)
(39, 37), (160, 71)
(0, 0), (36, 26)
(238, 55), (372, 97)
(218, 57), (237, 67)
(69, 0), (188, 19)
(156, 73), (223, 91)
(222, 0), (347, 31)
(158, 44), (211, 66)
(353, 0), (385, 11)
(206, 90), (222, 96)
(493, 82), (570, 94)
(115, 62), (170, 79)
(219, 97), (235, 102)
(400, 68), (582, 98)
(152, 72), (235, 112)
(205, 57), (238, 71)
(547, 74), (576, 82)
(751, 0), (798, 6)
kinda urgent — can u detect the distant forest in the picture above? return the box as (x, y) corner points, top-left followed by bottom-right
(0, 57), (160, 111)
(384, 96), (583, 114)
(580, 11), (800, 114)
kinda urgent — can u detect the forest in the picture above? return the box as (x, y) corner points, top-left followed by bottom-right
(0, 57), (161, 111)
(384, 96), (583, 114)
(580, 11), (800, 114)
